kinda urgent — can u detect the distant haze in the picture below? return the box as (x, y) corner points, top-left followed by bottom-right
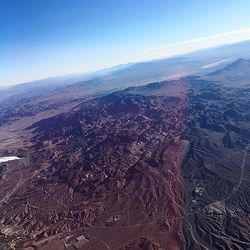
(1, 0), (250, 86)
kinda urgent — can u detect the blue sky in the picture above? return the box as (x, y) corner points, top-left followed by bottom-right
(1, 0), (250, 86)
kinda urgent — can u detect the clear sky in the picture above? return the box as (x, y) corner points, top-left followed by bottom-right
(1, 0), (250, 86)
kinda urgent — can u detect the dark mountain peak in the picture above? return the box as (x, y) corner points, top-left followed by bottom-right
(233, 58), (246, 63)
(227, 58), (250, 67)
(209, 58), (250, 76)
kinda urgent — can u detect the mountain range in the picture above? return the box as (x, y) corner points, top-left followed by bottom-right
(0, 40), (250, 250)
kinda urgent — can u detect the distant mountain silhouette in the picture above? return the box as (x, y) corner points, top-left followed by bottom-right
(206, 58), (250, 86)
(209, 58), (250, 75)
(1, 40), (250, 102)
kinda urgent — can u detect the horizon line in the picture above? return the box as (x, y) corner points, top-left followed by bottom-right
(2, 33), (250, 88)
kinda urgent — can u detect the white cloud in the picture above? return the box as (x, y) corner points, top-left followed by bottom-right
(134, 28), (250, 62)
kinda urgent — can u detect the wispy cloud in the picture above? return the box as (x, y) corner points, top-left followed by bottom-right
(141, 28), (250, 53)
